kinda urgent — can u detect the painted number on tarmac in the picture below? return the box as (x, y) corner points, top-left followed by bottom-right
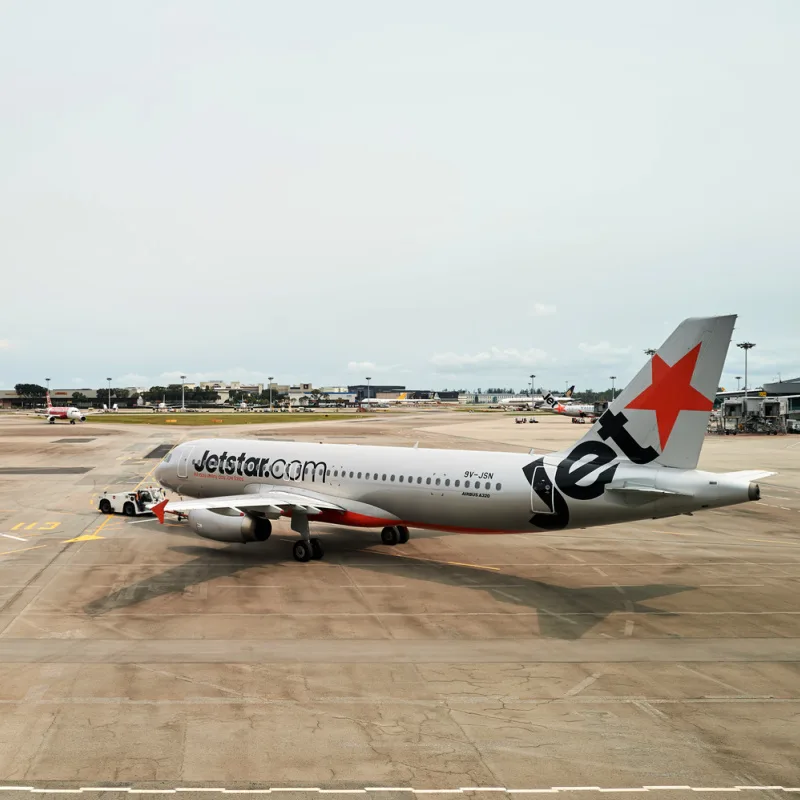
(10, 522), (61, 531)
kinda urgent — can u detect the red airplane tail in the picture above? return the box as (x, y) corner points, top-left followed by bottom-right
(152, 498), (168, 524)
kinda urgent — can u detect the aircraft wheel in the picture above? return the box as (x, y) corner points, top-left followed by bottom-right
(381, 526), (400, 546)
(293, 540), (312, 562)
(99, 499), (112, 514)
(123, 502), (136, 516)
(70, 419), (76, 424)
(397, 526), (410, 544)
(310, 538), (324, 560)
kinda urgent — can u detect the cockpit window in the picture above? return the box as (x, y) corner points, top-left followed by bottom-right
(163, 451), (173, 463)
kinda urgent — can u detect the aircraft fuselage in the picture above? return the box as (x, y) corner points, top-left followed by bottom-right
(156, 437), (757, 535)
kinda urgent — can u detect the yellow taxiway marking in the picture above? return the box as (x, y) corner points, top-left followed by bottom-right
(134, 461), (162, 491)
(445, 561), (501, 571)
(65, 510), (117, 543)
(0, 544), (47, 557)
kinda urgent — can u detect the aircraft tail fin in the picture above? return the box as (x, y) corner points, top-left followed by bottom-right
(565, 385), (575, 398)
(576, 315), (736, 469)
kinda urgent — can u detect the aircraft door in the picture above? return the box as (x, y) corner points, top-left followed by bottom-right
(177, 447), (193, 479)
(530, 465), (555, 513)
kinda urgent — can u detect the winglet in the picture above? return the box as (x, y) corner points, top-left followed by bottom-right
(152, 498), (168, 524)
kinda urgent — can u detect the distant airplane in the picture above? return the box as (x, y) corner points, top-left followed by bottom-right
(359, 397), (391, 408)
(500, 387), (574, 409)
(541, 388), (602, 419)
(360, 392), (442, 408)
(41, 391), (86, 424)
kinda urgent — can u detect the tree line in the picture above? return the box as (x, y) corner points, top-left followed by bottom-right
(12, 383), (336, 408)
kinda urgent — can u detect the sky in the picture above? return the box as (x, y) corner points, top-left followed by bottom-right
(1, 0), (798, 394)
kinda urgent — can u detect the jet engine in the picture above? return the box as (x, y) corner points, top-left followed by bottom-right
(187, 508), (272, 544)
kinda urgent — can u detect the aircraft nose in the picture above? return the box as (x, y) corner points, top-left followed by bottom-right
(154, 458), (170, 486)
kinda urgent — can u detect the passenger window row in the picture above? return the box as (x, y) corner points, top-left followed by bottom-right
(330, 469), (501, 491)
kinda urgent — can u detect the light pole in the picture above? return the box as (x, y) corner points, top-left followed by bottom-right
(735, 376), (742, 391)
(366, 376), (372, 403)
(180, 375), (187, 411)
(737, 342), (755, 409)
(609, 376), (617, 402)
(644, 348), (656, 357)
(106, 377), (112, 410)
(268, 376), (274, 410)
(529, 374), (535, 397)
(45, 377), (50, 410)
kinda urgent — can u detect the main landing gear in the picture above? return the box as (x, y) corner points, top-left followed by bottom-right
(380, 525), (410, 546)
(289, 509), (325, 562)
(292, 538), (324, 562)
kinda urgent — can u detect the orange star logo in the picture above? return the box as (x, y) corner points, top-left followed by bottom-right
(625, 343), (713, 450)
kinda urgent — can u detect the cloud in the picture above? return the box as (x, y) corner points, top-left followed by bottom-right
(158, 369), (277, 384)
(430, 346), (551, 373)
(577, 341), (633, 365)
(530, 303), (556, 317)
(346, 361), (400, 374)
(114, 373), (153, 386)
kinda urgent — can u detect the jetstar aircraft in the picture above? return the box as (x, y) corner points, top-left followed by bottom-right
(538, 387), (601, 419)
(152, 315), (773, 562)
(500, 387), (574, 409)
(552, 400), (601, 419)
(40, 391), (87, 424)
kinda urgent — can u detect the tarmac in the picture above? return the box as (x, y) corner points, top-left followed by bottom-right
(0, 410), (799, 797)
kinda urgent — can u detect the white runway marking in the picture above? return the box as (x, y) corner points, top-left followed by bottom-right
(0, 533), (27, 541)
(563, 673), (600, 696)
(0, 786), (798, 794)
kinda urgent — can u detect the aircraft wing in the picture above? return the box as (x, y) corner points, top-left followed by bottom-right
(152, 490), (345, 523)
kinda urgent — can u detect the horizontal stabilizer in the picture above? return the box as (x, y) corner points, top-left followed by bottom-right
(605, 480), (692, 506)
(721, 470), (777, 481)
(606, 481), (691, 499)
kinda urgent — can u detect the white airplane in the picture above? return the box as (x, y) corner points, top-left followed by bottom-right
(551, 400), (601, 418)
(152, 315), (772, 562)
(40, 391), (86, 424)
(500, 387), (574, 409)
(360, 392), (441, 408)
